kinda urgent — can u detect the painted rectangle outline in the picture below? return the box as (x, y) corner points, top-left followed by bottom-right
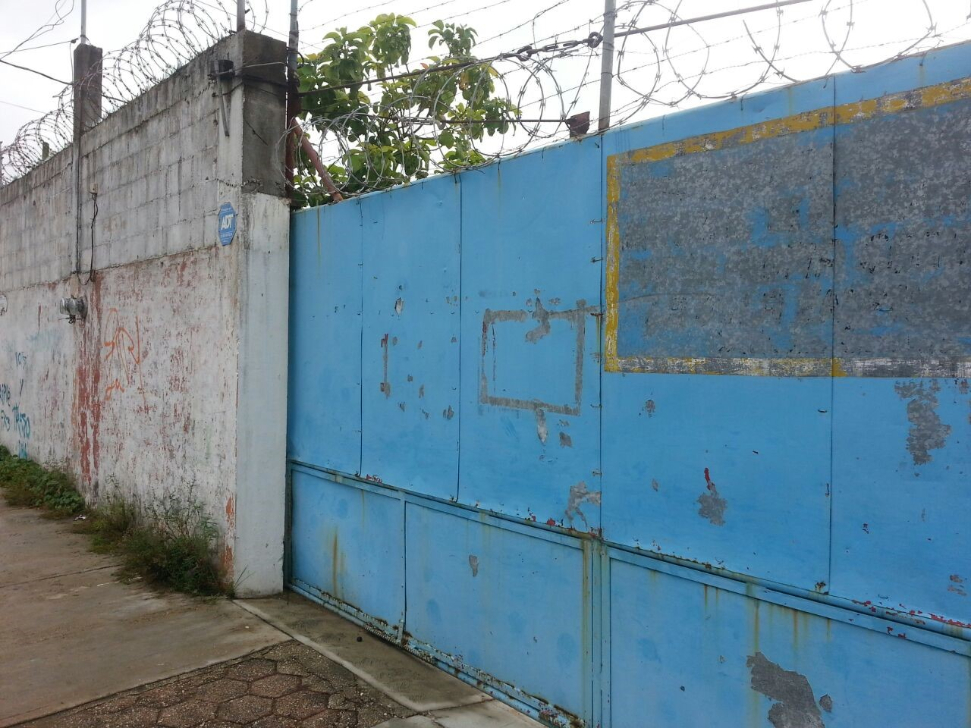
(605, 77), (971, 377)
(479, 305), (587, 415)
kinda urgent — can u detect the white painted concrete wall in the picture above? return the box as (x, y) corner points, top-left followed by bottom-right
(0, 31), (289, 596)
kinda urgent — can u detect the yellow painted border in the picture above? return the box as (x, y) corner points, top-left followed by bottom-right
(605, 77), (971, 376)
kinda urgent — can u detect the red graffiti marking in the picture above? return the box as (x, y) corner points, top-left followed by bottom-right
(102, 308), (147, 411)
(73, 278), (103, 486)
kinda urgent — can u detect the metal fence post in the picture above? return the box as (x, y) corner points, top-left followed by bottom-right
(598, 0), (617, 133)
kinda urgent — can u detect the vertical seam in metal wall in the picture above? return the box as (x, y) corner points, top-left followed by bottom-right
(596, 135), (608, 728)
(827, 77), (837, 592)
(400, 490), (408, 644)
(358, 200), (365, 477)
(456, 175), (463, 503)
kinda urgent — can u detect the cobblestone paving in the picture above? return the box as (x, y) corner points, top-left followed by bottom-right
(24, 641), (414, 728)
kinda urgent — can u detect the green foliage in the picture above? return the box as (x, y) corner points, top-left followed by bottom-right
(0, 449), (85, 516)
(0, 448), (228, 597)
(295, 15), (517, 206)
(92, 489), (228, 597)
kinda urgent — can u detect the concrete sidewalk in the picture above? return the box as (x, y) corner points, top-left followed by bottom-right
(0, 499), (540, 728)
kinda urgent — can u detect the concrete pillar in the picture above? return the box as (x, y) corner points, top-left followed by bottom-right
(73, 44), (103, 138)
(215, 32), (290, 597)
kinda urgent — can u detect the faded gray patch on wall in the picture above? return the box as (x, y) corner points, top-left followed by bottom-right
(894, 380), (952, 465)
(747, 651), (826, 728)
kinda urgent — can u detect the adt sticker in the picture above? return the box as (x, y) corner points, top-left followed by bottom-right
(218, 202), (237, 246)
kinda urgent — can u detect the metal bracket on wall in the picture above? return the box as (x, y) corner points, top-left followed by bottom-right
(209, 59), (234, 137)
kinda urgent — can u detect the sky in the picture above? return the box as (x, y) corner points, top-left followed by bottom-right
(1, 0), (970, 162)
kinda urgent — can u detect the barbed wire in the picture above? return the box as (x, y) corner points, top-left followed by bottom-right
(2, 0), (970, 195)
(0, 0), (268, 182)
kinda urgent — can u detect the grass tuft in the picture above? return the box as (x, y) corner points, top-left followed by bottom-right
(0, 449), (229, 596)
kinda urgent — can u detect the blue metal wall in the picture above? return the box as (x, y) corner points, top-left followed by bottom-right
(288, 44), (971, 728)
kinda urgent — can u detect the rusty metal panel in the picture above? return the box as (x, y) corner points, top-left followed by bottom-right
(289, 467), (405, 637)
(404, 502), (591, 722)
(609, 552), (971, 728)
(457, 139), (603, 528)
(288, 204), (363, 475)
(359, 177), (461, 499)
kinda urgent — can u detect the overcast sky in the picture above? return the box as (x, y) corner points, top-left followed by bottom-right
(2, 0), (969, 153)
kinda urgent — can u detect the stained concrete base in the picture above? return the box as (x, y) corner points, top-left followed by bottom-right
(0, 499), (285, 727)
(0, 498), (540, 728)
(236, 594), (542, 727)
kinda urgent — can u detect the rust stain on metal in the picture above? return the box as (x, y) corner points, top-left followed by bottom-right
(747, 651), (826, 728)
(697, 468), (727, 526)
(947, 574), (966, 597)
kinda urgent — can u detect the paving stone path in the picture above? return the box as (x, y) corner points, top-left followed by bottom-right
(24, 641), (414, 728)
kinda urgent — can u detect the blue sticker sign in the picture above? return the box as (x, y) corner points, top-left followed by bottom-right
(218, 202), (237, 246)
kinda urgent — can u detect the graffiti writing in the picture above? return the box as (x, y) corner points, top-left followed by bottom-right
(0, 409), (9, 432)
(102, 308), (147, 408)
(13, 406), (30, 441)
(0, 383), (9, 406)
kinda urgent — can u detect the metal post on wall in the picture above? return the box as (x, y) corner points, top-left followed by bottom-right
(237, 0), (246, 32)
(285, 0), (300, 199)
(79, 0), (88, 44)
(598, 0), (616, 133)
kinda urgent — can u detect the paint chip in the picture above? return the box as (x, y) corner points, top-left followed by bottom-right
(535, 409), (548, 444)
(747, 651), (826, 728)
(894, 380), (951, 465)
(559, 432), (572, 448)
(468, 555), (479, 577)
(525, 298), (551, 343)
(443, 405), (454, 420)
(651, 478), (659, 492)
(394, 298), (404, 315)
(697, 468), (726, 526)
(644, 399), (656, 417)
(565, 481), (601, 528)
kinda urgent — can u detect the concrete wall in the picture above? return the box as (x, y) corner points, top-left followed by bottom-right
(0, 31), (289, 596)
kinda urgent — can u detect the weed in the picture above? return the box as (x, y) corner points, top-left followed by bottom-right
(0, 448), (85, 516)
(0, 451), (229, 597)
